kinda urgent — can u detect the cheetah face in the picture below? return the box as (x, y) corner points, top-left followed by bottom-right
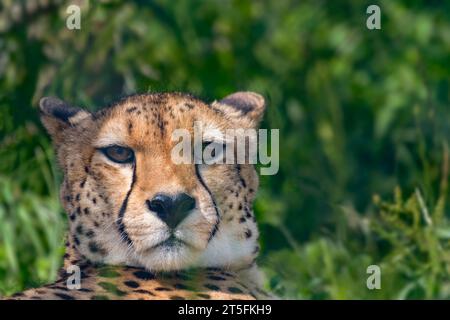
(40, 92), (265, 272)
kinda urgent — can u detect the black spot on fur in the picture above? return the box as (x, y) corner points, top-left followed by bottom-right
(54, 292), (75, 300)
(236, 165), (247, 188)
(52, 285), (69, 291)
(175, 273), (190, 281)
(245, 206), (252, 218)
(155, 287), (172, 291)
(204, 284), (220, 291)
(11, 292), (24, 297)
(206, 267), (222, 272)
(228, 287), (243, 294)
(76, 225), (83, 235)
(88, 241), (103, 254)
(133, 289), (155, 296)
(124, 280), (140, 288)
(85, 230), (95, 238)
(208, 275), (227, 281)
(174, 283), (189, 290)
(133, 270), (155, 280)
(221, 271), (234, 277)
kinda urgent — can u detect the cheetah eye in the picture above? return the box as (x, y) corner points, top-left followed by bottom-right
(202, 141), (213, 153)
(202, 141), (226, 163)
(100, 145), (134, 164)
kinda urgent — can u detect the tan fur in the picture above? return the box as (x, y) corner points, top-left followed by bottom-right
(6, 92), (270, 300)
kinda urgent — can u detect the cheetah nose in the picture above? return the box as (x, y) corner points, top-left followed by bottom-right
(146, 193), (196, 229)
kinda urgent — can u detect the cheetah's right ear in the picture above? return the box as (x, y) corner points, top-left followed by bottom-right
(39, 97), (91, 143)
(212, 91), (266, 128)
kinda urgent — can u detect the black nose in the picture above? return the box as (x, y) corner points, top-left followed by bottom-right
(146, 193), (196, 229)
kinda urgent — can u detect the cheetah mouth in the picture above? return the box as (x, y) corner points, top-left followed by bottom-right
(148, 235), (190, 251)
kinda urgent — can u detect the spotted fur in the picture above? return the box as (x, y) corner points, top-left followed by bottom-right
(6, 92), (271, 300)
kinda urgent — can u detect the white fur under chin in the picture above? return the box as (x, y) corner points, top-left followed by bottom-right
(197, 227), (256, 270)
(134, 244), (200, 271)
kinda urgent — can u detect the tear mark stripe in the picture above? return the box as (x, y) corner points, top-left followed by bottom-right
(117, 164), (137, 246)
(195, 164), (220, 242)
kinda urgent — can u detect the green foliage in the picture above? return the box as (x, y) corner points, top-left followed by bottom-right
(264, 165), (450, 299)
(0, 146), (65, 295)
(0, 0), (449, 298)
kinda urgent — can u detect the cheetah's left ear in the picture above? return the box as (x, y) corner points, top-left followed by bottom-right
(39, 96), (91, 143)
(212, 91), (266, 128)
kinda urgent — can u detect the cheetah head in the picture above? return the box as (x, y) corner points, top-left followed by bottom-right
(39, 92), (265, 272)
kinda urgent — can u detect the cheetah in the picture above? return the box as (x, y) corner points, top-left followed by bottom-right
(6, 91), (273, 300)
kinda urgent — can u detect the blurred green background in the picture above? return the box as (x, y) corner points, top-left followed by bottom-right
(1, 0), (450, 299)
